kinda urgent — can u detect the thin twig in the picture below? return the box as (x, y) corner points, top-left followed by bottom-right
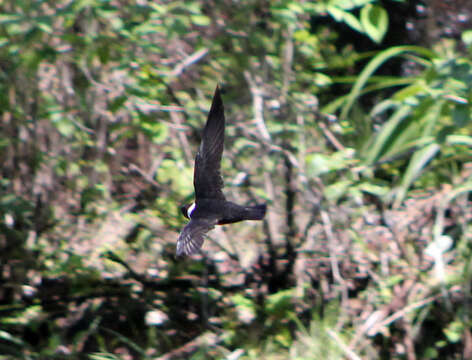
(127, 163), (160, 188)
(154, 332), (220, 360)
(263, 171), (278, 244)
(327, 329), (363, 360)
(79, 62), (116, 92)
(159, 48), (209, 77)
(244, 71), (271, 141)
(367, 287), (460, 336)
(132, 97), (186, 113)
(320, 209), (349, 331)
(69, 115), (95, 134)
(236, 126), (299, 168)
(282, 24), (294, 99)
(318, 122), (345, 151)
(320, 210), (343, 284)
(170, 111), (193, 166)
(207, 227), (240, 262)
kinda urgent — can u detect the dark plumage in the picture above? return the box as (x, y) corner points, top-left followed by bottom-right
(177, 86), (266, 256)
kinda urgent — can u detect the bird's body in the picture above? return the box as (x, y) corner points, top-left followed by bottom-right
(185, 199), (266, 225)
(177, 86), (266, 256)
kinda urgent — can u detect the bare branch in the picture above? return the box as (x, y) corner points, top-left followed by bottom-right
(170, 111), (193, 166)
(327, 329), (363, 360)
(244, 71), (271, 141)
(318, 122), (345, 151)
(154, 332), (220, 360)
(159, 48), (209, 77)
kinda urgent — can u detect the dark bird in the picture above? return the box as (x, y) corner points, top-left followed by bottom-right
(177, 86), (266, 256)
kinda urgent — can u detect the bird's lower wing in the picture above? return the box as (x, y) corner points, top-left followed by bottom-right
(176, 218), (217, 256)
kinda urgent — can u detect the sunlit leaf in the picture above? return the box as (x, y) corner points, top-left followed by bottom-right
(0, 330), (24, 346)
(191, 15), (211, 26)
(361, 4), (388, 44)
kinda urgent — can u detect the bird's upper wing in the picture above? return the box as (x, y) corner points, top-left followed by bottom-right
(176, 218), (217, 256)
(193, 86), (225, 200)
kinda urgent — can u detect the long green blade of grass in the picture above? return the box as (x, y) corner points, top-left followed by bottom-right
(394, 142), (440, 207)
(340, 45), (436, 121)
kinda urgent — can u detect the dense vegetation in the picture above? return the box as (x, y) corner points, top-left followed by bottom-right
(1, 0), (471, 359)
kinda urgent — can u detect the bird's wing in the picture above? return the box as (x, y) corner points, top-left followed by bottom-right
(193, 86), (225, 200)
(176, 218), (217, 256)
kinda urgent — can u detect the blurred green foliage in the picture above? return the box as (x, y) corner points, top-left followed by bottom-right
(0, 0), (471, 359)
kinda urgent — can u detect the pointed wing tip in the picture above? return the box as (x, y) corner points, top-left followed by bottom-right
(206, 84), (225, 127)
(213, 85), (222, 104)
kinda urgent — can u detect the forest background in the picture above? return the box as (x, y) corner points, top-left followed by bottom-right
(1, 0), (472, 359)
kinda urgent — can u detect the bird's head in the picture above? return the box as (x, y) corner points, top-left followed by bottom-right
(180, 203), (195, 219)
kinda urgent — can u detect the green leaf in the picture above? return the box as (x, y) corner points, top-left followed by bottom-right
(54, 117), (76, 137)
(341, 10), (364, 33)
(191, 15), (211, 26)
(452, 104), (470, 127)
(340, 45), (436, 121)
(328, 7), (363, 33)
(462, 30), (472, 45)
(306, 149), (355, 176)
(324, 179), (353, 202)
(89, 353), (122, 360)
(334, 0), (374, 11)
(231, 294), (257, 323)
(392, 83), (427, 102)
(0, 330), (25, 346)
(357, 182), (389, 197)
(443, 321), (464, 343)
(265, 289), (294, 316)
(0, 14), (22, 24)
(364, 104), (412, 165)
(394, 142), (440, 207)
(361, 4), (388, 44)
(446, 135), (472, 146)
(36, 18), (53, 34)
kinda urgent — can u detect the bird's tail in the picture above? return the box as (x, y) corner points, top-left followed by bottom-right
(244, 204), (266, 220)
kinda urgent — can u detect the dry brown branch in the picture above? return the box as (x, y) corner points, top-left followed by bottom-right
(282, 25), (294, 99)
(235, 127), (299, 168)
(244, 71), (271, 141)
(226, 348), (245, 360)
(296, 114), (307, 182)
(159, 48), (209, 77)
(366, 288), (459, 337)
(207, 227), (239, 261)
(349, 284), (462, 354)
(170, 111), (193, 165)
(154, 332), (220, 360)
(68, 115), (95, 134)
(127, 162), (161, 188)
(327, 329), (362, 360)
(318, 122), (345, 151)
(320, 209), (349, 330)
(132, 97), (186, 114)
(263, 172), (279, 244)
(80, 63), (115, 92)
